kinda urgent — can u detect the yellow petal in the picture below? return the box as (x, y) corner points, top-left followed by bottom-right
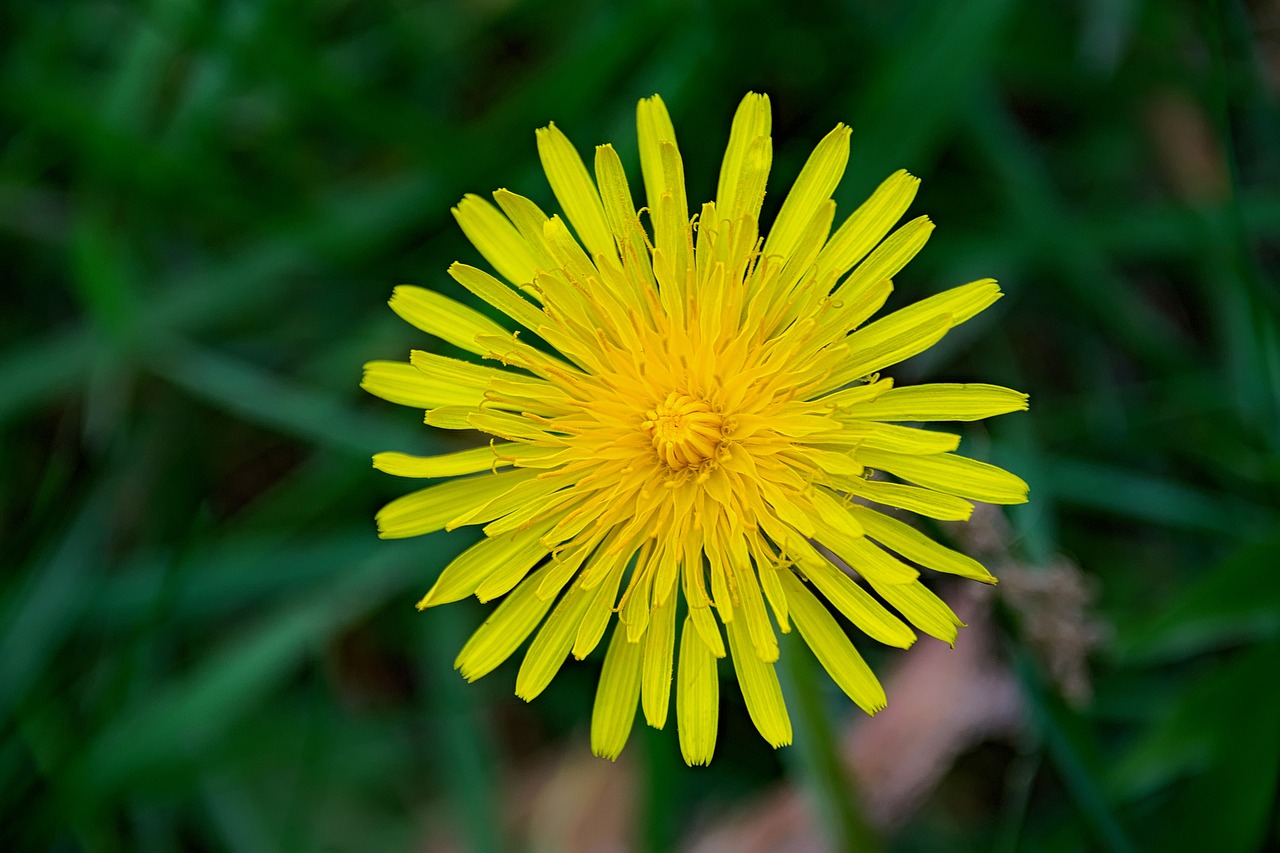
(763, 124), (850, 261)
(361, 360), (481, 409)
(833, 533), (920, 585)
(821, 376), (894, 409)
(902, 277), (1003, 326)
(849, 505), (996, 583)
(845, 383), (1029, 422)
(594, 144), (642, 244)
(594, 144), (655, 294)
(756, 562), (791, 634)
(372, 443), (563, 479)
(725, 616), (792, 748)
(535, 530), (602, 599)
(731, 559), (778, 663)
(677, 615), (719, 766)
(779, 570), (887, 714)
(867, 578), (965, 644)
(466, 409), (557, 444)
(814, 169), (920, 284)
(474, 519), (557, 603)
(812, 276), (894, 345)
(812, 489), (918, 584)
(591, 627), (643, 760)
(774, 199), (836, 301)
(858, 448), (1030, 505)
(388, 285), (508, 356)
(832, 215), (934, 304)
(376, 469), (539, 540)
(715, 92), (772, 224)
(688, 603), (725, 659)
(492, 189), (557, 277)
(445, 468), (564, 530)
(828, 281), (1005, 393)
(417, 520), (551, 607)
(516, 581), (593, 700)
(776, 531), (916, 649)
(537, 123), (616, 261)
(409, 348), (517, 389)
(372, 445), (513, 478)
(839, 476), (974, 521)
(843, 422), (961, 455)
(424, 406), (478, 430)
(448, 262), (546, 333)
(819, 313), (952, 393)
(637, 97), (689, 287)
(452, 194), (540, 287)
(454, 564), (558, 681)
(642, 592), (677, 729)
(572, 552), (629, 659)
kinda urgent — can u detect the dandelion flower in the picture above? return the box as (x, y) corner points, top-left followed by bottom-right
(363, 92), (1029, 765)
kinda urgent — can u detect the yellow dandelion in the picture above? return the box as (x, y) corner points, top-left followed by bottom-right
(363, 92), (1029, 765)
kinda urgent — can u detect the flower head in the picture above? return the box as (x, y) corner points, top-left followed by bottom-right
(363, 93), (1029, 765)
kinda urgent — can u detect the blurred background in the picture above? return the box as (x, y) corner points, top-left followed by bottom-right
(3, 0), (1279, 850)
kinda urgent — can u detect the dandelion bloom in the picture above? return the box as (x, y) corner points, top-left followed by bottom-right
(363, 93), (1028, 765)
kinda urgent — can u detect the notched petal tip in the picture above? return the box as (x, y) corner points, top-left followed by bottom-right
(387, 284), (410, 306)
(591, 743), (624, 762)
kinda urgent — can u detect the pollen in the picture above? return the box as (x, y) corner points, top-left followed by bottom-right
(642, 393), (725, 470)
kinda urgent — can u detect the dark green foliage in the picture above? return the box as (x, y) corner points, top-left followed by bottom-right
(2, 0), (1277, 849)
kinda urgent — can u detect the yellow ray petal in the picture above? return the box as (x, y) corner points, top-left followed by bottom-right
(417, 520), (551, 608)
(770, 526), (916, 649)
(452, 194), (540, 287)
(448, 262), (546, 333)
(858, 448), (1030, 505)
(818, 313), (952, 394)
(677, 615), (719, 766)
(376, 468), (540, 540)
(455, 563), (559, 681)
(842, 421), (961, 455)
(849, 505), (995, 583)
(591, 627), (643, 760)
(811, 489), (918, 584)
(594, 144), (655, 295)
(845, 383), (1029, 422)
(572, 551), (629, 659)
(763, 124), (850, 261)
(537, 122), (616, 261)
(445, 468), (565, 530)
(388, 285), (509, 356)
(725, 616), (792, 748)
(642, 592), (677, 729)
(361, 360), (482, 409)
(779, 570), (887, 714)
(731, 556), (778, 663)
(372, 444), (516, 478)
(637, 96), (689, 279)
(716, 92), (772, 224)
(424, 406), (478, 430)
(867, 577), (965, 645)
(516, 581), (594, 700)
(838, 476), (975, 521)
(814, 169), (920, 284)
(832, 214), (934, 304)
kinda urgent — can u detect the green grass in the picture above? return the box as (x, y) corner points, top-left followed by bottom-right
(3, 0), (1278, 850)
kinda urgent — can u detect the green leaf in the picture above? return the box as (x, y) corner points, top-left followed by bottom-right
(1116, 534), (1280, 663)
(1113, 639), (1280, 853)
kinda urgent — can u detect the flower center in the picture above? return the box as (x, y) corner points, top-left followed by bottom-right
(642, 392), (725, 470)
